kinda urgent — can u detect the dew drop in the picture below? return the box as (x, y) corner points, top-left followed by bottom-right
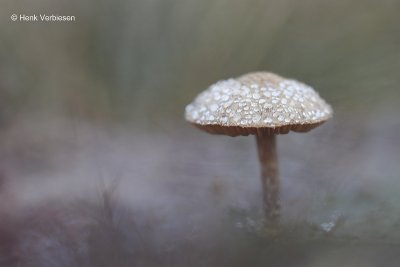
(252, 114), (261, 123)
(221, 95), (229, 101)
(263, 92), (271, 98)
(264, 117), (272, 123)
(210, 104), (218, 112)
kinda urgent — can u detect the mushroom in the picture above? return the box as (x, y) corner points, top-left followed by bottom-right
(185, 72), (333, 223)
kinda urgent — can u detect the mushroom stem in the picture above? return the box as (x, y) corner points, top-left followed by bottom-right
(256, 130), (280, 223)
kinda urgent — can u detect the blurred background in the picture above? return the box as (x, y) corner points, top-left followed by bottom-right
(0, 0), (400, 266)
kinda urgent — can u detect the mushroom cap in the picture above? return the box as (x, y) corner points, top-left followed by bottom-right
(185, 72), (333, 136)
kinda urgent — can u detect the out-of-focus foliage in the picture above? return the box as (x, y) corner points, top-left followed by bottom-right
(1, 0), (400, 125)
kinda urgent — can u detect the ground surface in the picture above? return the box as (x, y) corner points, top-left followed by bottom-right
(0, 112), (399, 266)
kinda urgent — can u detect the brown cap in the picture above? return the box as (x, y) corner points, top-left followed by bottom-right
(185, 72), (333, 136)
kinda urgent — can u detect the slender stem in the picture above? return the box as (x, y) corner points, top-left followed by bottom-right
(256, 130), (280, 223)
